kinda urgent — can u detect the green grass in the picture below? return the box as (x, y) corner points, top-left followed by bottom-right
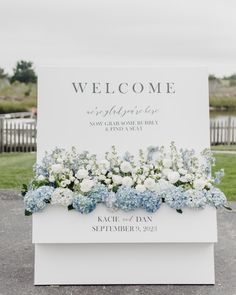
(0, 153), (36, 189)
(211, 145), (236, 151)
(210, 96), (236, 110)
(0, 152), (235, 201)
(212, 153), (236, 201)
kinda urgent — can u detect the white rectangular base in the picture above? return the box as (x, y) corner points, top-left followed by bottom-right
(34, 243), (215, 285)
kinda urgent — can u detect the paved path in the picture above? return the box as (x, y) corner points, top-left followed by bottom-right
(0, 190), (236, 295)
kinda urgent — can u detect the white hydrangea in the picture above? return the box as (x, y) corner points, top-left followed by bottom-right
(80, 179), (94, 193)
(155, 179), (174, 193)
(144, 178), (156, 191)
(135, 184), (146, 192)
(112, 175), (123, 185)
(193, 178), (207, 190)
(167, 171), (180, 184)
(122, 176), (133, 187)
(51, 188), (74, 206)
(75, 168), (88, 180)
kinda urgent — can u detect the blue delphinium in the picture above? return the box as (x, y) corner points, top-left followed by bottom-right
(164, 186), (187, 210)
(24, 186), (54, 214)
(205, 187), (227, 208)
(185, 189), (207, 209)
(139, 190), (161, 213)
(72, 194), (96, 214)
(213, 169), (225, 185)
(115, 186), (141, 211)
(88, 184), (109, 203)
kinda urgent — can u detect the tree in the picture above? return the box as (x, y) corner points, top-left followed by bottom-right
(0, 67), (8, 79)
(10, 60), (37, 84)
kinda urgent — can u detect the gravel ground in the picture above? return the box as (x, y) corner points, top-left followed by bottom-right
(0, 189), (236, 295)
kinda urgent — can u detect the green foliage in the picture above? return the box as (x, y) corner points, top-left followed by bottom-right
(209, 96), (236, 110)
(0, 68), (8, 79)
(10, 60), (37, 84)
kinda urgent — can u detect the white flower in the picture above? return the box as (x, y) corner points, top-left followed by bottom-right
(105, 179), (111, 184)
(135, 184), (146, 192)
(114, 167), (120, 173)
(112, 175), (123, 185)
(193, 178), (207, 190)
(144, 178), (156, 191)
(167, 171), (180, 184)
(37, 175), (45, 181)
(122, 176), (133, 187)
(153, 152), (162, 161)
(185, 174), (193, 182)
(49, 175), (55, 182)
(120, 161), (132, 173)
(163, 158), (172, 168)
(98, 175), (106, 181)
(80, 179), (94, 192)
(100, 160), (110, 169)
(60, 180), (67, 187)
(155, 179), (174, 192)
(178, 168), (187, 175)
(162, 168), (172, 176)
(74, 179), (79, 185)
(75, 168), (88, 180)
(51, 164), (63, 174)
(51, 188), (74, 206)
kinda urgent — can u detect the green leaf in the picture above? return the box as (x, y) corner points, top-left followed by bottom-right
(68, 204), (74, 211)
(21, 184), (28, 197)
(176, 209), (183, 214)
(25, 210), (32, 216)
(223, 204), (232, 211)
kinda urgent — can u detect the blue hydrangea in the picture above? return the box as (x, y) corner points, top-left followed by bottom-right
(72, 194), (96, 214)
(205, 187), (227, 208)
(115, 186), (141, 211)
(88, 184), (109, 203)
(139, 190), (161, 213)
(104, 192), (118, 210)
(185, 189), (207, 209)
(24, 186), (54, 213)
(164, 186), (187, 210)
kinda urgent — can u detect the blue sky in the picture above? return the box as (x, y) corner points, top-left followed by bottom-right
(0, 0), (235, 76)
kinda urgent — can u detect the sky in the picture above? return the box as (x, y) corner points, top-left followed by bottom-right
(0, 0), (236, 76)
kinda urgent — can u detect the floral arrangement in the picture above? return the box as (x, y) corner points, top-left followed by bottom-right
(22, 142), (230, 216)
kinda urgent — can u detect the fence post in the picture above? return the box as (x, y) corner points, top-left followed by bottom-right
(0, 118), (4, 153)
(227, 117), (232, 146)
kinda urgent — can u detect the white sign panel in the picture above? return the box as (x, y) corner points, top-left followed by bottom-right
(37, 67), (209, 160)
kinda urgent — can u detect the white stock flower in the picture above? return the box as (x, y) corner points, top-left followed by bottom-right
(37, 175), (45, 181)
(144, 178), (156, 191)
(135, 184), (146, 192)
(120, 161), (132, 173)
(112, 175), (123, 185)
(80, 179), (94, 193)
(178, 168), (187, 175)
(51, 164), (64, 174)
(75, 168), (88, 180)
(100, 160), (110, 169)
(193, 178), (207, 190)
(167, 171), (180, 184)
(163, 158), (172, 168)
(51, 188), (74, 206)
(122, 176), (133, 187)
(49, 175), (55, 182)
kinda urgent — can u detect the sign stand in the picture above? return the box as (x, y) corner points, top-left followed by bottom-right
(34, 66), (216, 284)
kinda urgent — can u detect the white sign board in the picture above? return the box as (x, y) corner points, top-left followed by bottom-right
(34, 67), (215, 285)
(37, 67), (209, 160)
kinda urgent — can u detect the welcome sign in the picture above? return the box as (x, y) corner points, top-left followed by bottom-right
(37, 67), (209, 159)
(33, 67), (217, 285)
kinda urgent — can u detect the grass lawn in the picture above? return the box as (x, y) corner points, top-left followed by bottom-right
(0, 152), (235, 201)
(212, 153), (236, 201)
(0, 153), (36, 189)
